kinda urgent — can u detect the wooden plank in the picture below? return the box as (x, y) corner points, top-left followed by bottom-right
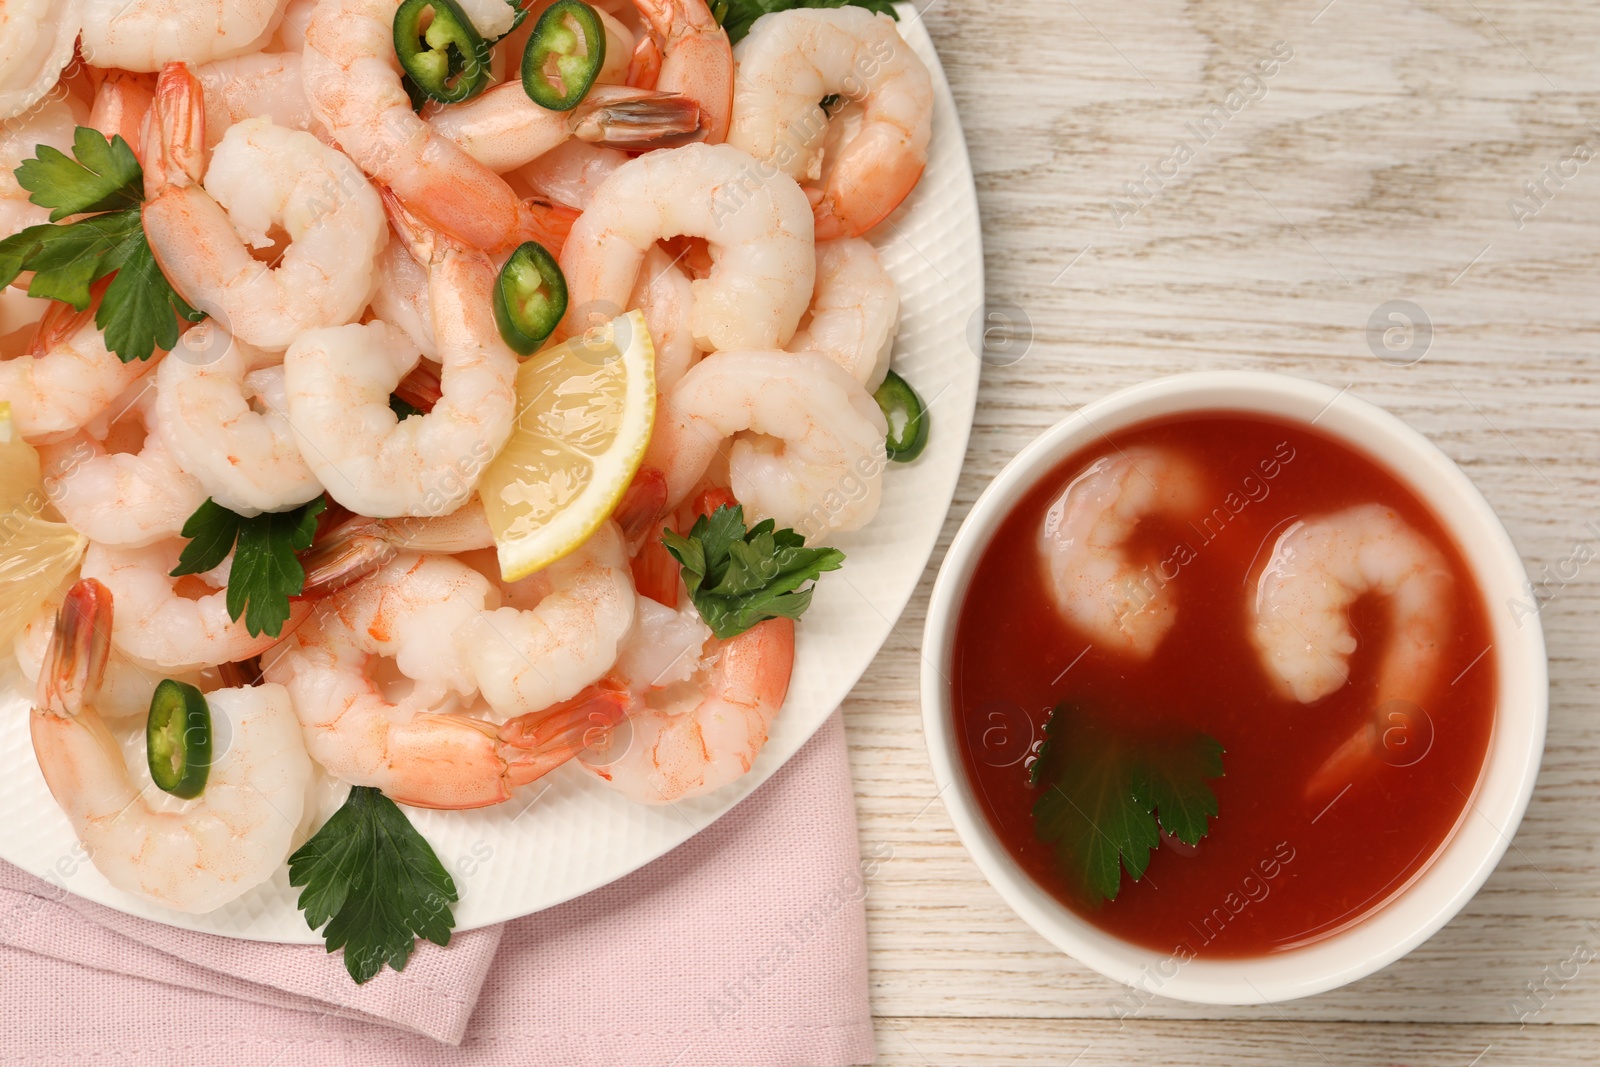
(873, 1017), (1592, 1066)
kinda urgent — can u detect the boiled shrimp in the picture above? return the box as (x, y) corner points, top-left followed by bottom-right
(1037, 447), (1205, 659)
(728, 7), (931, 239)
(299, 498), (496, 596)
(272, 0), (318, 51)
(579, 600), (793, 804)
(0, 285), (42, 354)
(462, 522), (635, 722)
(263, 554), (629, 809)
(560, 142), (814, 352)
(142, 65), (388, 351)
(1249, 504), (1454, 798)
(282, 319), (508, 517)
(296, 516), (622, 702)
(38, 378), (207, 546)
(30, 579), (313, 912)
(369, 236), (437, 359)
(628, 0), (732, 143)
(192, 51), (321, 148)
(283, 199), (516, 517)
(514, 139), (626, 211)
(79, 539), (309, 669)
(302, 0), (577, 254)
(88, 71), (156, 161)
(0, 290), (155, 442)
(312, 551), (493, 703)
(2, 96), (85, 243)
(787, 237), (897, 390)
(594, 5), (644, 86)
(153, 321), (323, 516)
(14, 599), (206, 720)
(428, 82), (705, 174)
(646, 349), (887, 536)
(79, 0), (287, 71)
(632, 244), (699, 392)
(0, 0), (83, 122)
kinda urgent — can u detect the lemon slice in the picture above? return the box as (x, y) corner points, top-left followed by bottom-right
(0, 402), (87, 648)
(479, 310), (656, 581)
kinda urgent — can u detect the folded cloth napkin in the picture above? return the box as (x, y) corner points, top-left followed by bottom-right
(0, 712), (873, 1067)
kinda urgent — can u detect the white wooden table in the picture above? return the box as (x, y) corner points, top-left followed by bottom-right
(851, 0), (1600, 1061)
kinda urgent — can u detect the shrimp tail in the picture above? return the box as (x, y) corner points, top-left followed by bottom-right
(572, 93), (707, 150)
(1304, 721), (1378, 806)
(393, 361), (443, 413)
(382, 180), (574, 266)
(815, 151), (926, 241)
(691, 486), (738, 519)
(28, 279), (111, 357)
(629, 470), (686, 606)
(37, 580), (113, 718)
(378, 185), (440, 266)
(89, 70), (157, 165)
(498, 681), (631, 789)
(515, 198), (580, 255)
(299, 521), (396, 598)
(629, 0), (732, 143)
(615, 466), (669, 548)
(627, 35), (663, 90)
(143, 62), (206, 199)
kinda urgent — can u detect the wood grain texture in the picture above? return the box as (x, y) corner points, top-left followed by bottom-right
(853, 0), (1600, 1059)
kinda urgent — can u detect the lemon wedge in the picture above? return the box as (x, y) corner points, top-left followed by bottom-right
(479, 310), (656, 581)
(0, 402), (87, 648)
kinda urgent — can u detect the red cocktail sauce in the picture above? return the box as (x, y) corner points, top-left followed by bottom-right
(951, 413), (1495, 958)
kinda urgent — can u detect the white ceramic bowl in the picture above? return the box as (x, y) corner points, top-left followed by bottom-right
(921, 371), (1547, 1004)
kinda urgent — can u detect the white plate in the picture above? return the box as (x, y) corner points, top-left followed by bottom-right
(0, 10), (983, 942)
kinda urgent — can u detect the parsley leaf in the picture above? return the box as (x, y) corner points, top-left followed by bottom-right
(709, 0), (898, 44)
(170, 497), (327, 638)
(661, 504), (843, 639)
(288, 787), (458, 984)
(1031, 703), (1224, 903)
(0, 224), (51, 289)
(0, 127), (205, 362)
(15, 129), (143, 221)
(9, 210), (140, 309)
(98, 229), (203, 362)
(170, 498), (243, 576)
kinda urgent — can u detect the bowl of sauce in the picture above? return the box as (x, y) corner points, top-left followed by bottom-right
(921, 371), (1546, 1004)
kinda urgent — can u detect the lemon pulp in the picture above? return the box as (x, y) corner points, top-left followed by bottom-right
(0, 402), (87, 648)
(478, 311), (656, 581)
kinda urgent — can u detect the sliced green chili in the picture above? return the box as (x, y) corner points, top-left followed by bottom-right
(522, 0), (606, 112)
(873, 369), (929, 462)
(493, 241), (568, 355)
(146, 679), (212, 799)
(393, 0), (492, 104)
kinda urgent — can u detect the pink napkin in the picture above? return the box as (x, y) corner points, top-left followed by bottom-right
(0, 712), (873, 1067)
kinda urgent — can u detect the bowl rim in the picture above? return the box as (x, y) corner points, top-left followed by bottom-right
(919, 370), (1548, 1005)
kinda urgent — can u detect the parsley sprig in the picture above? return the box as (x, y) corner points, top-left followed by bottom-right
(709, 0), (898, 44)
(288, 787), (458, 984)
(662, 504), (843, 639)
(1031, 703), (1225, 904)
(0, 127), (202, 363)
(170, 497), (327, 638)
